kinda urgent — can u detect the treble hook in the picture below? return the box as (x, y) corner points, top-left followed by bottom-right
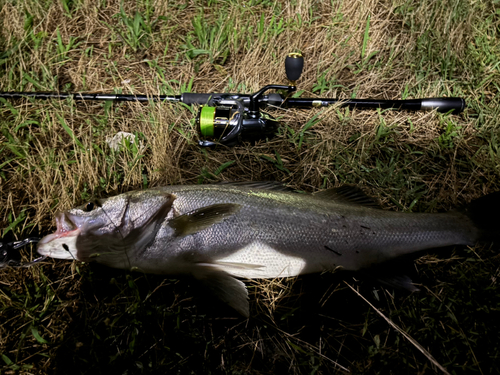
(0, 237), (46, 268)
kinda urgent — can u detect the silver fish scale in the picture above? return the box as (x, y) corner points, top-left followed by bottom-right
(131, 185), (479, 275)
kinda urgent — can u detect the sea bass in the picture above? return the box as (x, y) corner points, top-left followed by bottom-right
(37, 183), (499, 316)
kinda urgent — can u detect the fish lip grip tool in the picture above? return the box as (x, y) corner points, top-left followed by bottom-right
(0, 237), (46, 268)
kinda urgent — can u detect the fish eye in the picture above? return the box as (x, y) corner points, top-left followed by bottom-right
(85, 202), (95, 212)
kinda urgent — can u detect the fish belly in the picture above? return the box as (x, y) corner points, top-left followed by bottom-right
(211, 241), (308, 279)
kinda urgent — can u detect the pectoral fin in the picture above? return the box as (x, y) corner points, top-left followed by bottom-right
(169, 203), (241, 237)
(212, 261), (263, 270)
(192, 265), (249, 318)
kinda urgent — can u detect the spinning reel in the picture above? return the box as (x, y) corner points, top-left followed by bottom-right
(195, 54), (304, 146)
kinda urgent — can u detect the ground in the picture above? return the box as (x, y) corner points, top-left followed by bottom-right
(1, 0), (500, 374)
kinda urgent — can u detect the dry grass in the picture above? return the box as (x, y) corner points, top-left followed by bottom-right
(1, 0), (500, 373)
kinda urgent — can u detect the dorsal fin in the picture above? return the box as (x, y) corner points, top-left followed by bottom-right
(313, 185), (382, 209)
(218, 181), (294, 192)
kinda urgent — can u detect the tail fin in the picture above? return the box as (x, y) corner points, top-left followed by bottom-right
(463, 191), (500, 243)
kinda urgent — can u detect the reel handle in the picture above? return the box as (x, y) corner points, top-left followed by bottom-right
(285, 53), (304, 82)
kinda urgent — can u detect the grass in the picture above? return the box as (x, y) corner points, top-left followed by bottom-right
(1, 0), (500, 373)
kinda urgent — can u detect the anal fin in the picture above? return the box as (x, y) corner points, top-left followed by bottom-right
(375, 274), (420, 292)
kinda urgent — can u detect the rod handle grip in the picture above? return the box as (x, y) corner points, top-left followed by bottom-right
(420, 98), (465, 114)
(181, 93), (215, 105)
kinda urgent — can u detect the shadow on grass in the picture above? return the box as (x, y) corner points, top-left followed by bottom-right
(44, 245), (500, 374)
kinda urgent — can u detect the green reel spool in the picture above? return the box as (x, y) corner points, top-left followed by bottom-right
(196, 105), (237, 142)
(198, 106), (216, 138)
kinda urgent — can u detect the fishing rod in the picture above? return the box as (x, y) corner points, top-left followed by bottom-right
(0, 53), (465, 146)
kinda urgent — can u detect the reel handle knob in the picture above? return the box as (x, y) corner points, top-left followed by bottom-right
(285, 53), (304, 83)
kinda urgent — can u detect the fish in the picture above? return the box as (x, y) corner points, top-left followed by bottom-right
(36, 182), (500, 317)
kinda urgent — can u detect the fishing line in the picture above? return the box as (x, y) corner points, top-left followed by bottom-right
(62, 243), (77, 261)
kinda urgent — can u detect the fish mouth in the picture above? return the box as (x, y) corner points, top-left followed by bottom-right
(37, 212), (81, 259)
(38, 212), (81, 245)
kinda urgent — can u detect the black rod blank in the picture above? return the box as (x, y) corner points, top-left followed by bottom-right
(0, 92), (181, 102)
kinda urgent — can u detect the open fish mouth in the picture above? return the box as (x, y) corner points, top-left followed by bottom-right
(37, 212), (81, 259)
(38, 212), (80, 244)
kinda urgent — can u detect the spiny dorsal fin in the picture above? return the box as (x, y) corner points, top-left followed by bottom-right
(314, 185), (382, 209)
(168, 203), (241, 237)
(218, 181), (294, 192)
